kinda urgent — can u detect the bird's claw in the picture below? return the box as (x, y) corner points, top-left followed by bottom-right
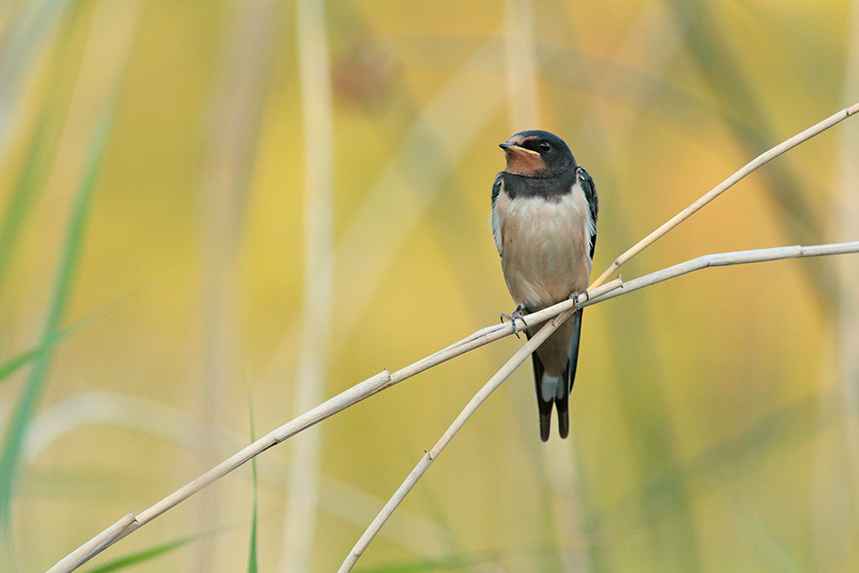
(570, 289), (589, 309)
(500, 304), (528, 338)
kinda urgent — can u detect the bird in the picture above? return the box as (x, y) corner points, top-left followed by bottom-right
(491, 130), (598, 441)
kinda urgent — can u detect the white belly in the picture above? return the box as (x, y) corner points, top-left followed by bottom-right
(494, 187), (592, 310)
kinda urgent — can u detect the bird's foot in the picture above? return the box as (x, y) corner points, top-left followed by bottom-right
(570, 289), (589, 309)
(500, 304), (528, 339)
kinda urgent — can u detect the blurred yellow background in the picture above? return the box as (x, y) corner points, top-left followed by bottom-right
(2, 0), (859, 571)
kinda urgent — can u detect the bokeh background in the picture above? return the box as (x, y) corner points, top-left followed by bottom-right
(2, 0), (859, 571)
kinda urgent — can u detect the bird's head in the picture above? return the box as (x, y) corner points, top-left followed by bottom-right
(499, 130), (575, 177)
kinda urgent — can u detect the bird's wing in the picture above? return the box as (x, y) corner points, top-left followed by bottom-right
(491, 173), (504, 256)
(567, 308), (583, 393)
(576, 166), (598, 259)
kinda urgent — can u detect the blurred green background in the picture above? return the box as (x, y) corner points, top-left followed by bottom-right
(2, 0), (859, 571)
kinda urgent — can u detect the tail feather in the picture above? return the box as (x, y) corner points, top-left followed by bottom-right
(538, 394), (553, 442)
(529, 309), (584, 441)
(554, 309), (583, 440)
(567, 308), (583, 392)
(556, 390), (570, 439)
(527, 327), (553, 442)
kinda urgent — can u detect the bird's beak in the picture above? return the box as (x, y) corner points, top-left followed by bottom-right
(499, 142), (539, 156)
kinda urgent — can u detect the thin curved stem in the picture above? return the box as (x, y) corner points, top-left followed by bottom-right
(589, 101), (859, 290)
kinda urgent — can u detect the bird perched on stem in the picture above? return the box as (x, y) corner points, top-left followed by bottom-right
(491, 130), (598, 441)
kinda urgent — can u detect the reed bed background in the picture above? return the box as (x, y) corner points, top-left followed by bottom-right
(2, 0), (859, 571)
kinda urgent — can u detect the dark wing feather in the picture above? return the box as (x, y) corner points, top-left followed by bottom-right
(553, 168), (596, 439)
(491, 173), (505, 257)
(555, 307), (583, 439)
(576, 166), (598, 258)
(566, 309), (583, 393)
(491, 172), (504, 205)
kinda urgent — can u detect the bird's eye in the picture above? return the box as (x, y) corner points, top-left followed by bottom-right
(539, 141), (551, 152)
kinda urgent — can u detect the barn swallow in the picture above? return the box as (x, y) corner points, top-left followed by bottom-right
(491, 130), (598, 441)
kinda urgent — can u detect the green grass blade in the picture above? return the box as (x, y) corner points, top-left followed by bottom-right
(0, 0), (92, 291)
(0, 105), (114, 531)
(78, 509), (276, 573)
(81, 536), (195, 573)
(359, 555), (469, 573)
(247, 397), (259, 573)
(0, 115), (52, 286)
(0, 346), (48, 384)
(0, 280), (157, 386)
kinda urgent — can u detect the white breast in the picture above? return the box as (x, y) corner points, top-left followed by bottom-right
(493, 181), (593, 310)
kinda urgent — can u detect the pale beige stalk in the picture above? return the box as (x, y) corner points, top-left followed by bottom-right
(279, 0), (335, 571)
(589, 101), (859, 291)
(338, 306), (576, 573)
(48, 239), (859, 572)
(338, 242), (859, 571)
(48, 100), (859, 572)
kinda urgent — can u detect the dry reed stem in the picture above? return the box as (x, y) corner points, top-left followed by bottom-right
(46, 512), (137, 573)
(49, 101), (859, 572)
(589, 101), (859, 291)
(337, 100), (859, 567)
(281, 0), (336, 568)
(336, 243), (859, 571)
(337, 278), (623, 573)
(50, 241), (859, 573)
(337, 306), (577, 573)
